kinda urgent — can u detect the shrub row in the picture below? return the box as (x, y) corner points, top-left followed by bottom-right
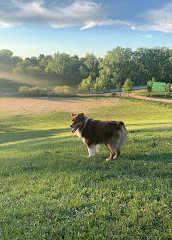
(18, 86), (48, 96)
(18, 86), (75, 97)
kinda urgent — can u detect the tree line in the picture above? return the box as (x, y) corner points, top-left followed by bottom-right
(0, 47), (172, 92)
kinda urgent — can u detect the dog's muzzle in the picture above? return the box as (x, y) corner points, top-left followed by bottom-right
(70, 123), (78, 133)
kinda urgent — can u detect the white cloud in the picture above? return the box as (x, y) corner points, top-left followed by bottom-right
(80, 22), (98, 30)
(134, 2), (172, 33)
(0, 0), (104, 29)
(2, 0), (171, 33)
(81, 19), (133, 30)
(146, 3), (172, 32)
(0, 0), (134, 30)
(0, 22), (16, 28)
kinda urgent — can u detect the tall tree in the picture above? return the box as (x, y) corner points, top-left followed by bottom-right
(83, 53), (99, 79)
(98, 47), (133, 90)
(0, 49), (13, 71)
(45, 53), (83, 85)
(122, 78), (133, 95)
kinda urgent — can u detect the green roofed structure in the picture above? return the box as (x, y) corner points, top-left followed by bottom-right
(152, 82), (166, 91)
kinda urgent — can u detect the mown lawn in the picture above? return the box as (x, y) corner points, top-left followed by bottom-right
(0, 98), (172, 239)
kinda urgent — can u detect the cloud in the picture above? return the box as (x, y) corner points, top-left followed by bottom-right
(2, 0), (171, 33)
(146, 2), (172, 32)
(0, 0), (104, 29)
(81, 19), (133, 30)
(134, 2), (172, 33)
(0, 0), (134, 30)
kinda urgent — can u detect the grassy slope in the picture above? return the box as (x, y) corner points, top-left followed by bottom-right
(0, 98), (172, 239)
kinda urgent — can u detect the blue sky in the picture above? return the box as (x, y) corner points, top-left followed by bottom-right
(0, 0), (172, 58)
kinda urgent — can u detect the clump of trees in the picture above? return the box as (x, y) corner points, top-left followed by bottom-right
(1, 47), (172, 93)
(18, 85), (75, 97)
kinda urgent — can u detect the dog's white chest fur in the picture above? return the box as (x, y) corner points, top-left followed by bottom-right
(77, 129), (82, 138)
(76, 118), (90, 138)
(76, 117), (99, 158)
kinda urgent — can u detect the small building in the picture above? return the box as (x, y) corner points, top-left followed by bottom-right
(152, 82), (166, 91)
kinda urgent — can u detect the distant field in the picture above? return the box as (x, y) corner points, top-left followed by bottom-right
(132, 89), (172, 100)
(0, 97), (172, 239)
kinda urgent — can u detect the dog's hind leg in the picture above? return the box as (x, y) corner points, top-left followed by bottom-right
(113, 149), (121, 159)
(105, 143), (115, 161)
(95, 144), (99, 153)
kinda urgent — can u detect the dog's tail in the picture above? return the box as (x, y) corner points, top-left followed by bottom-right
(116, 121), (127, 147)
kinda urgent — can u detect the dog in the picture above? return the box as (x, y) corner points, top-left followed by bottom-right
(70, 113), (127, 161)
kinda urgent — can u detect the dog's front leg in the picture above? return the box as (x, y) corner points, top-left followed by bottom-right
(83, 138), (96, 158)
(87, 147), (96, 158)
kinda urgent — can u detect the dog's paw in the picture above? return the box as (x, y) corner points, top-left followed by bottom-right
(105, 158), (111, 162)
(113, 155), (122, 160)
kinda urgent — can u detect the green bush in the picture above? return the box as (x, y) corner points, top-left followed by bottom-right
(122, 78), (133, 94)
(110, 92), (116, 97)
(165, 83), (171, 92)
(78, 76), (95, 93)
(30, 86), (48, 96)
(18, 86), (31, 96)
(18, 86), (48, 96)
(146, 80), (153, 93)
(54, 86), (75, 96)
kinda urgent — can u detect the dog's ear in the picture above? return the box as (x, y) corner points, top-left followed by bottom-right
(72, 113), (77, 117)
(78, 113), (84, 116)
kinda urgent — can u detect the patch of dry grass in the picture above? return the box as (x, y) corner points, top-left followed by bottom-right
(0, 96), (119, 116)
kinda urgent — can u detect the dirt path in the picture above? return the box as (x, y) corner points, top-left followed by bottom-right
(130, 94), (172, 103)
(0, 96), (119, 116)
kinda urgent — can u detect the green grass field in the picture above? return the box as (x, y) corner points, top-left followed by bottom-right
(132, 89), (172, 100)
(0, 97), (172, 239)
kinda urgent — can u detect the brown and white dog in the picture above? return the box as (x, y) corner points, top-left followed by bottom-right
(70, 113), (127, 161)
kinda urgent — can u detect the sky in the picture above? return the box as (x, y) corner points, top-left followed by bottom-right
(0, 0), (172, 58)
